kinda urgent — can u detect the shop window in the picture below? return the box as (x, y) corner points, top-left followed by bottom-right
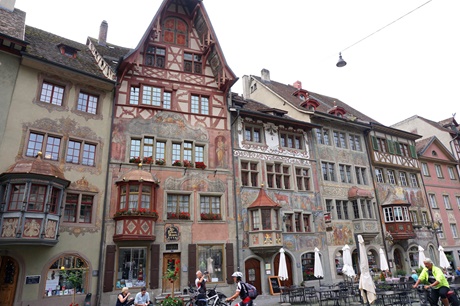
(117, 248), (147, 288)
(45, 255), (88, 297)
(197, 245), (224, 282)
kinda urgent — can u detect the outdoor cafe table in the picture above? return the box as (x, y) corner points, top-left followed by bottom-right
(316, 287), (341, 306)
(376, 290), (411, 306)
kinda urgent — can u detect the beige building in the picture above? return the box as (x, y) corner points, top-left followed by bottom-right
(0, 2), (114, 305)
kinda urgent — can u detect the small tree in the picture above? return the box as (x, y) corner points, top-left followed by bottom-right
(61, 269), (84, 306)
(160, 259), (183, 306)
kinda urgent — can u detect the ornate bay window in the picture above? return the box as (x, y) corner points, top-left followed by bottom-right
(0, 156), (69, 245)
(113, 170), (159, 241)
(247, 188), (282, 254)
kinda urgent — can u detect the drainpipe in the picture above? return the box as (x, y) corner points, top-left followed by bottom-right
(96, 87), (116, 305)
(363, 128), (391, 273)
(228, 99), (241, 271)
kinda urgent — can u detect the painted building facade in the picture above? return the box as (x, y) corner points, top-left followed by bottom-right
(230, 94), (323, 293)
(241, 71), (385, 284)
(367, 124), (438, 274)
(98, 0), (237, 304)
(0, 2), (114, 305)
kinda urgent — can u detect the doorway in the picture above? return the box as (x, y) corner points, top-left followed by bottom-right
(162, 253), (180, 294)
(274, 253), (292, 287)
(245, 258), (262, 294)
(0, 256), (19, 306)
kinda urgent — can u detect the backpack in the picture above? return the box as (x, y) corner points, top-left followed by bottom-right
(243, 282), (258, 299)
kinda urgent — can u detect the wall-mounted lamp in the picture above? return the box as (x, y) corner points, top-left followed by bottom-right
(432, 220), (443, 234)
(60, 266), (65, 270)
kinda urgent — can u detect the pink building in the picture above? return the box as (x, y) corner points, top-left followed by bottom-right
(417, 136), (460, 267)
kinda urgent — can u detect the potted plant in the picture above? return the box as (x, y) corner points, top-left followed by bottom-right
(195, 162), (206, 169)
(155, 158), (165, 165)
(162, 259), (181, 299)
(178, 212), (190, 220)
(200, 213), (221, 220)
(60, 269), (84, 306)
(142, 156), (153, 164)
(167, 212), (178, 219)
(172, 160), (182, 167)
(114, 208), (159, 220)
(129, 156), (142, 164)
(183, 160), (193, 168)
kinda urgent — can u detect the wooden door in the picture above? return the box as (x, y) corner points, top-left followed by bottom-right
(162, 253), (180, 294)
(245, 258), (262, 294)
(274, 253), (292, 287)
(0, 256), (19, 306)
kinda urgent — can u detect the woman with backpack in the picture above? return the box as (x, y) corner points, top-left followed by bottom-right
(225, 272), (253, 306)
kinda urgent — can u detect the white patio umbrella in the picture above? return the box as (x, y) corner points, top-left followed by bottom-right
(278, 248), (289, 282)
(418, 245), (427, 268)
(358, 235), (376, 304)
(342, 244), (356, 278)
(379, 248), (389, 272)
(439, 246), (450, 269)
(314, 247), (324, 286)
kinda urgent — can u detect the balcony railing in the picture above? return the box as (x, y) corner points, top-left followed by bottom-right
(385, 221), (416, 240)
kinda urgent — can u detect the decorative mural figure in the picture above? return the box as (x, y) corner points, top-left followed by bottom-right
(331, 225), (352, 245)
(23, 219), (41, 237)
(1, 218), (18, 237)
(112, 124), (126, 161)
(215, 135), (226, 168)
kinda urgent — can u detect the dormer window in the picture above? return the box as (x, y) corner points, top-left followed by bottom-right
(328, 105), (346, 117)
(299, 94), (306, 101)
(57, 44), (79, 58)
(300, 99), (319, 112)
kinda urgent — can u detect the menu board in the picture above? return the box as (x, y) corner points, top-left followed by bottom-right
(268, 276), (281, 295)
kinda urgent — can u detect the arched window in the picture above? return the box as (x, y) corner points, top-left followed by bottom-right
(45, 255), (88, 297)
(163, 17), (188, 46)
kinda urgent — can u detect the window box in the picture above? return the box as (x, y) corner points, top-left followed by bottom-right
(200, 213), (221, 220)
(114, 209), (158, 220)
(143, 157), (153, 164)
(183, 160), (193, 168)
(195, 162), (206, 169)
(172, 160), (182, 167)
(129, 157), (142, 164)
(155, 158), (165, 165)
(167, 212), (190, 220)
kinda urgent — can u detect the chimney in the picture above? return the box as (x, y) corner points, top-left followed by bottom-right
(293, 80), (302, 89)
(98, 20), (108, 46)
(0, 0), (15, 12)
(261, 69), (270, 82)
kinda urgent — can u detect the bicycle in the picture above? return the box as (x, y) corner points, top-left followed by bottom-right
(416, 285), (460, 306)
(184, 284), (227, 306)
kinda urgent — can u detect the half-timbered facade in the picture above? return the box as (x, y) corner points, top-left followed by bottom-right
(368, 124), (438, 273)
(99, 0), (237, 303)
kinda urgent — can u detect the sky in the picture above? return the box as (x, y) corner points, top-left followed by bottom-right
(13, 0), (460, 126)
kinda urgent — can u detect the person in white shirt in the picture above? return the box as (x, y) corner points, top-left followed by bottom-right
(134, 287), (151, 306)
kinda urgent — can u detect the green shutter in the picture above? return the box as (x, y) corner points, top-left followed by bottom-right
(409, 145), (417, 158)
(371, 136), (379, 151)
(387, 139), (395, 154)
(394, 141), (402, 155)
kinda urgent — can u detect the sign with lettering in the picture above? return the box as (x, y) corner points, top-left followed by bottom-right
(165, 225), (180, 242)
(25, 275), (41, 284)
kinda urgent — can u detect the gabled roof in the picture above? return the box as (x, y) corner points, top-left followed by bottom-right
(87, 37), (131, 72)
(392, 115), (457, 136)
(231, 93), (320, 129)
(251, 76), (379, 123)
(24, 26), (112, 81)
(119, 0), (236, 91)
(416, 136), (457, 162)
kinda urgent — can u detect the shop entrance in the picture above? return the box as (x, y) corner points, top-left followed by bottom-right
(162, 253), (180, 294)
(0, 256), (19, 306)
(245, 258), (262, 294)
